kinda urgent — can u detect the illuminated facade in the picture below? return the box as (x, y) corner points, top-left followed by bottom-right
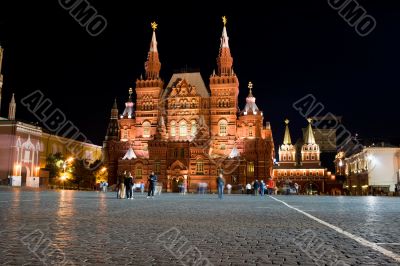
(103, 20), (275, 192)
(335, 146), (400, 195)
(0, 96), (102, 187)
(272, 119), (339, 194)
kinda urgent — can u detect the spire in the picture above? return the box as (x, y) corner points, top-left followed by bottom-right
(283, 119), (292, 145)
(145, 22), (161, 80)
(122, 147), (137, 160)
(8, 93), (16, 121)
(242, 82), (259, 114)
(217, 16), (233, 76)
(122, 88), (134, 119)
(105, 98), (119, 140)
(304, 118), (316, 144)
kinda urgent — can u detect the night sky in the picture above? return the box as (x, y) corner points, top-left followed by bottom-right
(1, 0), (399, 147)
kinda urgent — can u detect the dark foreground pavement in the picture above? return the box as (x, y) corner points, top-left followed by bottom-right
(0, 189), (399, 265)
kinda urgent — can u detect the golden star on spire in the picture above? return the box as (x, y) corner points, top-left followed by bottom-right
(129, 87), (133, 96)
(285, 119), (290, 125)
(151, 21), (158, 31)
(307, 118), (313, 124)
(222, 16), (227, 26)
(248, 81), (253, 90)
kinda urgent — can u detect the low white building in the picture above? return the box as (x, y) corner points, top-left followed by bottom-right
(337, 146), (400, 194)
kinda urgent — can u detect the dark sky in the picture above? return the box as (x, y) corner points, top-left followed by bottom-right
(0, 0), (399, 147)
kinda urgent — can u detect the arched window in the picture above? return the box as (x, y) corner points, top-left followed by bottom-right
(191, 120), (197, 137)
(143, 121), (151, 138)
(154, 161), (161, 174)
(247, 162), (254, 174)
(170, 121), (176, 137)
(135, 166), (142, 179)
(219, 120), (228, 136)
(179, 121), (187, 137)
(196, 159), (204, 174)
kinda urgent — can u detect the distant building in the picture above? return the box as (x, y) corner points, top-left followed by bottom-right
(273, 119), (341, 195)
(335, 144), (400, 195)
(103, 20), (275, 192)
(0, 48), (102, 187)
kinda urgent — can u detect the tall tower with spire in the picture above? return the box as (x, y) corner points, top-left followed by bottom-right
(301, 118), (321, 166)
(105, 99), (119, 141)
(135, 22), (164, 155)
(209, 16), (239, 156)
(8, 93), (16, 121)
(0, 46), (4, 116)
(278, 119), (296, 166)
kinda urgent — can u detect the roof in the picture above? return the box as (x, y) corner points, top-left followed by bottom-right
(164, 72), (210, 98)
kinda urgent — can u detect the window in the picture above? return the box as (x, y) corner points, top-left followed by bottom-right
(180, 148), (185, 158)
(179, 121), (187, 137)
(173, 149), (178, 158)
(306, 155), (309, 160)
(154, 161), (161, 174)
(311, 155), (315, 160)
(249, 125), (253, 137)
(220, 144), (226, 150)
(196, 160), (204, 174)
(143, 121), (151, 138)
(219, 120), (228, 136)
(135, 167), (142, 179)
(247, 162), (254, 174)
(283, 155), (286, 161)
(171, 121), (176, 137)
(191, 121), (197, 137)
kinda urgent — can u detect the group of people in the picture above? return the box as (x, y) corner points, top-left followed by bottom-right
(115, 171), (156, 199)
(246, 180), (269, 196)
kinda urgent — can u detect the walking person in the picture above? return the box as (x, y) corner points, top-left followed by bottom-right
(147, 171), (157, 198)
(140, 182), (144, 194)
(253, 180), (259, 196)
(217, 173), (225, 199)
(125, 172), (134, 199)
(103, 181), (108, 192)
(260, 180), (265, 196)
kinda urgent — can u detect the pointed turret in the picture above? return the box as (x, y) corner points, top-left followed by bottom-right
(301, 118), (320, 166)
(278, 119), (296, 166)
(283, 119), (292, 145)
(304, 118), (316, 144)
(242, 82), (259, 115)
(217, 16), (233, 76)
(8, 93), (16, 121)
(122, 88), (134, 119)
(105, 98), (119, 141)
(144, 22), (161, 80)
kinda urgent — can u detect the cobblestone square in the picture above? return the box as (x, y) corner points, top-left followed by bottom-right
(1, 189), (399, 265)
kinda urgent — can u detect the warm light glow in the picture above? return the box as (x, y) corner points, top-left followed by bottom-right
(339, 160), (343, 167)
(331, 175), (335, 180)
(352, 185), (357, 188)
(101, 167), (107, 172)
(15, 164), (21, 169)
(361, 185), (368, 188)
(60, 174), (67, 181)
(67, 157), (74, 163)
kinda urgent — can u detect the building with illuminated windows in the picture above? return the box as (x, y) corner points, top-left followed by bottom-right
(103, 19), (275, 192)
(272, 119), (341, 195)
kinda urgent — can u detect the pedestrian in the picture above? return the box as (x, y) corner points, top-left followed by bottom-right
(125, 172), (134, 199)
(103, 181), (108, 192)
(227, 183), (232, 194)
(253, 180), (259, 196)
(217, 173), (225, 199)
(140, 182), (145, 194)
(147, 171), (157, 198)
(260, 180), (265, 196)
(246, 183), (251, 195)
